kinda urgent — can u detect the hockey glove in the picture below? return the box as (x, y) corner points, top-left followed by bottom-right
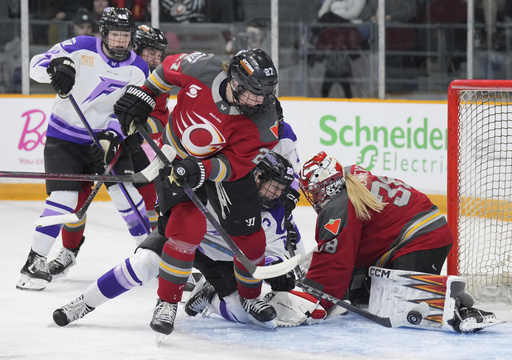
(122, 133), (144, 154)
(47, 57), (76, 98)
(284, 218), (299, 251)
(265, 260), (296, 292)
(281, 187), (301, 216)
(114, 85), (156, 136)
(88, 130), (121, 169)
(169, 156), (206, 189)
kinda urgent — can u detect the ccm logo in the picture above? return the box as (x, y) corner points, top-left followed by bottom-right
(369, 267), (391, 278)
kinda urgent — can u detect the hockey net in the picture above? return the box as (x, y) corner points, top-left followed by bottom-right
(447, 80), (512, 304)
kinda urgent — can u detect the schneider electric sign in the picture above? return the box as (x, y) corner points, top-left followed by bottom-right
(284, 100), (447, 194)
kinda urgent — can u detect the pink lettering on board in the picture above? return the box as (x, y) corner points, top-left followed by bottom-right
(18, 109), (47, 151)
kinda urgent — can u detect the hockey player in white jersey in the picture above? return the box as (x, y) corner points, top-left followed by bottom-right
(17, 7), (151, 291)
(51, 128), (307, 331)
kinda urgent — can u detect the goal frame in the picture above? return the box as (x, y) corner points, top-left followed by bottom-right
(447, 79), (512, 276)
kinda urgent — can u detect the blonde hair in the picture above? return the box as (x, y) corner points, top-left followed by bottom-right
(345, 173), (386, 221)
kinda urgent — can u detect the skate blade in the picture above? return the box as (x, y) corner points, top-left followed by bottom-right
(248, 315), (277, 330)
(459, 319), (506, 332)
(16, 274), (49, 291)
(155, 333), (169, 346)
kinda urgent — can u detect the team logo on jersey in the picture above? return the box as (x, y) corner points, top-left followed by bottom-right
(324, 218), (341, 235)
(270, 121), (279, 138)
(186, 84), (202, 98)
(80, 54), (94, 67)
(82, 77), (128, 103)
(177, 111), (226, 157)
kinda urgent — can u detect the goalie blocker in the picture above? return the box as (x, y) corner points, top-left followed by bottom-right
(368, 266), (503, 333)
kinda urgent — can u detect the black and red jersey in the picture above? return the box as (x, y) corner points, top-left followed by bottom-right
(143, 52), (280, 182)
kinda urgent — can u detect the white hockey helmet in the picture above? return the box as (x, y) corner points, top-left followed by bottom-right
(299, 151), (346, 213)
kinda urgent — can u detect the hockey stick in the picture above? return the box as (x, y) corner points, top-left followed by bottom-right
(0, 169), (157, 182)
(135, 122), (311, 279)
(296, 278), (430, 328)
(68, 94), (150, 235)
(35, 145), (176, 227)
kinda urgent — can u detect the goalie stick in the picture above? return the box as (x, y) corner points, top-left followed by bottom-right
(35, 145), (176, 228)
(296, 278), (430, 328)
(135, 122), (312, 279)
(68, 94), (150, 235)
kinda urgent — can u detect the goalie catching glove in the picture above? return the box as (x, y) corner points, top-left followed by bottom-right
(47, 57), (76, 98)
(114, 85), (156, 136)
(89, 130), (120, 171)
(160, 156), (206, 190)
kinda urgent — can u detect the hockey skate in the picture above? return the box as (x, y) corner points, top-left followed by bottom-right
(184, 276), (215, 317)
(17, 249), (52, 291)
(53, 295), (95, 326)
(451, 307), (503, 333)
(240, 296), (277, 329)
(48, 247), (79, 279)
(150, 299), (178, 336)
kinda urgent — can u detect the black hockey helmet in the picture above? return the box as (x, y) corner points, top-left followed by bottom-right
(99, 7), (136, 61)
(227, 48), (278, 117)
(134, 25), (168, 55)
(254, 151), (294, 210)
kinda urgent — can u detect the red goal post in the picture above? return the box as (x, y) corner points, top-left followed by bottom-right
(447, 79), (512, 303)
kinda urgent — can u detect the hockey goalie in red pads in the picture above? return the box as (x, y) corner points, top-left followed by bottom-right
(294, 151), (501, 332)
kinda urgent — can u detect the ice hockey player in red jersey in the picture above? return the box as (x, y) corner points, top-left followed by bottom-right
(113, 48), (281, 335)
(298, 151), (498, 332)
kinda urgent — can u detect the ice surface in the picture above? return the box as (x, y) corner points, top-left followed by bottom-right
(1, 201), (511, 360)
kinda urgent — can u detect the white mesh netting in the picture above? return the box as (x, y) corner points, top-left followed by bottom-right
(455, 89), (512, 304)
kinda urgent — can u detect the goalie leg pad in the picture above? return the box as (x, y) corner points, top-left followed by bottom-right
(264, 290), (327, 327)
(368, 266), (464, 331)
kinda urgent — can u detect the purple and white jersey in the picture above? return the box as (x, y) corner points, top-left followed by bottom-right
(30, 35), (149, 144)
(199, 122), (305, 265)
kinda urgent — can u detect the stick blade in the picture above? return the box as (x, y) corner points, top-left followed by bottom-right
(35, 214), (80, 227)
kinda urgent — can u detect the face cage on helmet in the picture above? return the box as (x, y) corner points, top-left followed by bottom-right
(232, 86), (275, 117)
(301, 173), (346, 213)
(101, 27), (135, 61)
(256, 174), (288, 211)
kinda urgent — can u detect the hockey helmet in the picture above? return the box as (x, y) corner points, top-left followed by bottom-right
(255, 151), (294, 210)
(134, 25), (168, 55)
(227, 48), (278, 117)
(299, 151), (346, 213)
(99, 7), (136, 61)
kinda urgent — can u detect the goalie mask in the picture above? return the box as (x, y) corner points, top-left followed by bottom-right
(134, 25), (168, 71)
(99, 7), (136, 61)
(227, 48), (278, 117)
(299, 151), (346, 213)
(255, 151), (294, 210)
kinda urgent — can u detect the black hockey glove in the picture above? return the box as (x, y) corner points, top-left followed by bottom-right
(122, 133), (144, 154)
(88, 130), (121, 170)
(114, 85), (156, 136)
(265, 260), (295, 292)
(281, 187), (301, 216)
(285, 218), (299, 251)
(47, 57), (76, 98)
(169, 156), (206, 189)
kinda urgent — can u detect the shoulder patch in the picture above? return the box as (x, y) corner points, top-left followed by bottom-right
(324, 218), (341, 235)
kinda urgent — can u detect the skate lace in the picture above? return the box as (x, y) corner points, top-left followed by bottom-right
(155, 301), (177, 322)
(62, 296), (93, 322)
(188, 287), (211, 313)
(243, 298), (269, 313)
(29, 254), (49, 273)
(53, 248), (75, 267)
